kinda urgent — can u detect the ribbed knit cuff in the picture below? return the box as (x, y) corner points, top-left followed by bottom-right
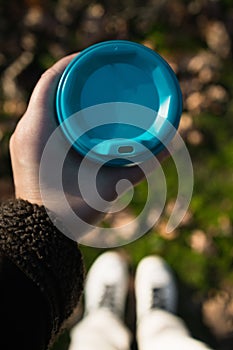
(0, 199), (84, 348)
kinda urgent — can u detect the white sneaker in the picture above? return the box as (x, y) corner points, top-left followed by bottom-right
(135, 256), (178, 321)
(84, 251), (129, 318)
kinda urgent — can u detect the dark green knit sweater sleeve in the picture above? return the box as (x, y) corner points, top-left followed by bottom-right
(0, 199), (84, 348)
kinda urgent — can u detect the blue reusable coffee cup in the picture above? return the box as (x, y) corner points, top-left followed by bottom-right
(56, 40), (182, 166)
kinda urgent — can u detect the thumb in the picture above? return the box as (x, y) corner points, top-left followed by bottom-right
(10, 54), (78, 155)
(25, 53), (78, 123)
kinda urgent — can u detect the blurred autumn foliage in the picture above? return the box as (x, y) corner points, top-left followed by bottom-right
(0, 0), (233, 349)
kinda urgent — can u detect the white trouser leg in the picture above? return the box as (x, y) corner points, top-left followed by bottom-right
(137, 309), (214, 350)
(68, 309), (131, 350)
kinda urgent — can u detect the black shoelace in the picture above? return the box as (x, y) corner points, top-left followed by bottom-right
(151, 287), (166, 309)
(99, 284), (117, 313)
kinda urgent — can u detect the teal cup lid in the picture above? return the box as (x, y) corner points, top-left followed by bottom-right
(56, 40), (183, 166)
